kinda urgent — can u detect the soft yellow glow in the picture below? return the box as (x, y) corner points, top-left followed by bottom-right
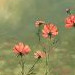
(0, 0), (7, 8)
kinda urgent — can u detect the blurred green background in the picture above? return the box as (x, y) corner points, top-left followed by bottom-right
(0, 0), (75, 75)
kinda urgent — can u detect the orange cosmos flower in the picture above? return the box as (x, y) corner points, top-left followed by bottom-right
(42, 23), (58, 38)
(13, 42), (31, 56)
(35, 20), (45, 27)
(65, 14), (75, 28)
(34, 51), (46, 59)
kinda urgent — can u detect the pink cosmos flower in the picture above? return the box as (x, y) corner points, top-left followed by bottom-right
(34, 51), (46, 59)
(42, 23), (58, 38)
(13, 42), (31, 56)
(35, 20), (45, 27)
(65, 14), (75, 28)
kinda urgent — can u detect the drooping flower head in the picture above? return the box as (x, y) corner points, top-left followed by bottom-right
(42, 23), (58, 39)
(65, 14), (75, 28)
(13, 42), (31, 56)
(34, 51), (46, 59)
(35, 20), (45, 27)
(66, 8), (71, 15)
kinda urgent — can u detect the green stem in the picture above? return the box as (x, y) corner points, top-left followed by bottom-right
(45, 52), (48, 75)
(45, 39), (51, 75)
(38, 27), (41, 42)
(20, 56), (24, 75)
(26, 58), (40, 75)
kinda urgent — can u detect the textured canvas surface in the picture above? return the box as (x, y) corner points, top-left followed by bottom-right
(0, 0), (75, 75)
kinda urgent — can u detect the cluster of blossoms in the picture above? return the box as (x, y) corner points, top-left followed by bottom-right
(35, 20), (58, 39)
(13, 42), (46, 75)
(13, 9), (75, 75)
(13, 42), (46, 59)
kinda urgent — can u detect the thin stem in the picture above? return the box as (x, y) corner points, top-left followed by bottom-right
(45, 39), (51, 75)
(48, 38), (56, 74)
(26, 58), (40, 75)
(38, 26), (41, 42)
(45, 52), (48, 75)
(20, 56), (24, 75)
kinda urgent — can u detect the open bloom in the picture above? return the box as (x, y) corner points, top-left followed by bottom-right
(35, 20), (45, 27)
(65, 14), (75, 28)
(13, 42), (31, 56)
(34, 51), (46, 59)
(42, 23), (58, 38)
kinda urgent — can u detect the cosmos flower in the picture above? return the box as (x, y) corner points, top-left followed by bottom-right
(65, 14), (75, 28)
(13, 42), (31, 56)
(42, 23), (58, 39)
(34, 51), (46, 59)
(35, 20), (45, 27)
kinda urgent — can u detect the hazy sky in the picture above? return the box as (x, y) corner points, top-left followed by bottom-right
(0, 0), (75, 41)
